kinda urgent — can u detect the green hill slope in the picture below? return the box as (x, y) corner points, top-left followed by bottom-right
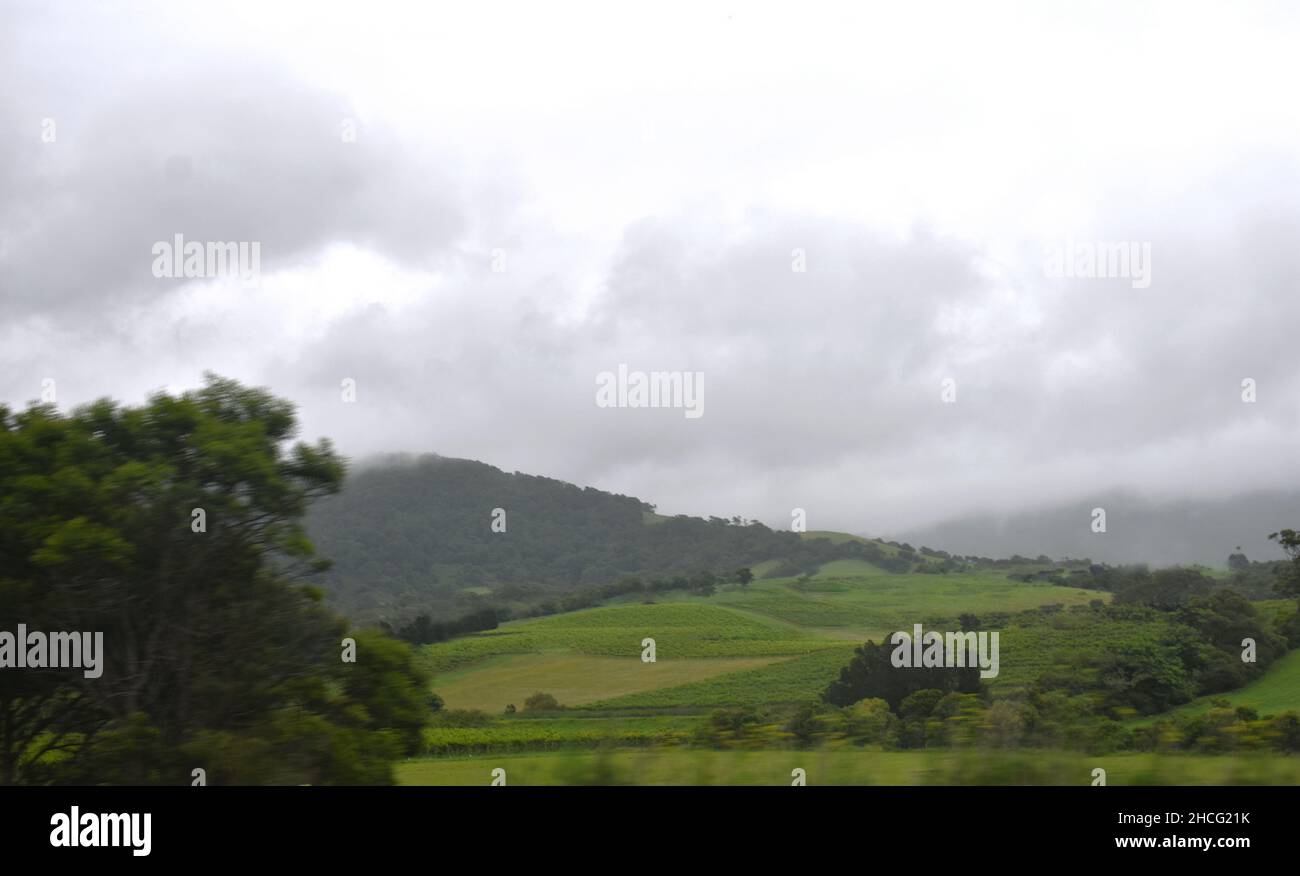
(305, 454), (927, 623)
(1135, 649), (1300, 724)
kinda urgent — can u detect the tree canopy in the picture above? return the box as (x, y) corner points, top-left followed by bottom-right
(0, 375), (428, 785)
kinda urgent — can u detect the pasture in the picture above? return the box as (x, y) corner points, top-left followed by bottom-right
(409, 552), (1299, 783)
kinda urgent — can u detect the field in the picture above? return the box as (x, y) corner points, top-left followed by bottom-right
(613, 563), (1102, 641)
(409, 552), (1300, 783)
(397, 748), (1300, 786)
(422, 715), (700, 755)
(431, 653), (786, 711)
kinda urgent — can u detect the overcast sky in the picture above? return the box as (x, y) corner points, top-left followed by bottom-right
(4, 0), (1300, 542)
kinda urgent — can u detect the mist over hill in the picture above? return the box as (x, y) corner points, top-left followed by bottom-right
(898, 490), (1300, 568)
(307, 455), (1300, 627)
(306, 454), (812, 624)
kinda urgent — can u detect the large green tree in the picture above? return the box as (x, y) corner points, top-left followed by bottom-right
(1270, 529), (1300, 599)
(0, 375), (428, 784)
(824, 639), (984, 711)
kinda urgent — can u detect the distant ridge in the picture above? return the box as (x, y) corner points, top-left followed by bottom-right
(899, 490), (1300, 567)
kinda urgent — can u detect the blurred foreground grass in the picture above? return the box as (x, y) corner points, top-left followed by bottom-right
(397, 748), (1300, 786)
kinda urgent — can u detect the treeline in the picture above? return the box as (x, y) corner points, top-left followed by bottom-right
(695, 688), (1300, 756)
(387, 608), (501, 645)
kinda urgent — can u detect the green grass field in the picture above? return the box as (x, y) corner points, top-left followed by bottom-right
(422, 714), (699, 755)
(800, 530), (875, 546)
(410, 548), (1300, 783)
(709, 568), (1101, 638)
(397, 748), (1300, 786)
(432, 653), (786, 711)
(589, 647), (857, 709)
(422, 566), (1103, 705)
(418, 559), (1115, 750)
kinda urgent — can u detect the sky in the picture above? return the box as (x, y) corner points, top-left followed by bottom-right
(4, 0), (1300, 546)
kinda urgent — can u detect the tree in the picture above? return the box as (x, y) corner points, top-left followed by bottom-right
(691, 571), (717, 597)
(823, 640), (983, 711)
(0, 375), (429, 784)
(1112, 567), (1216, 611)
(735, 567), (754, 588)
(523, 692), (560, 712)
(842, 697), (895, 744)
(1274, 712), (1300, 753)
(784, 704), (821, 748)
(1177, 588), (1286, 691)
(1092, 641), (1197, 715)
(1269, 530), (1300, 599)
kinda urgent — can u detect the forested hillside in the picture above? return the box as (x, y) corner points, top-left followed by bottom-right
(306, 455), (1295, 642)
(306, 455), (795, 623)
(307, 455), (932, 626)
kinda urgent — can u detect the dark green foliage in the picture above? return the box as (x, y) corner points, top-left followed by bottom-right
(1270, 529), (1300, 599)
(1091, 640), (1198, 714)
(783, 704), (821, 748)
(391, 608), (499, 645)
(709, 706), (760, 740)
(1112, 566), (1217, 611)
(0, 376), (428, 785)
(307, 456), (927, 625)
(1135, 708), (1300, 755)
(307, 456), (812, 622)
(1276, 712), (1300, 753)
(1176, 589), (1287, 692)
(824, 640), (984, 711)
(1021, 593), (1289, 716)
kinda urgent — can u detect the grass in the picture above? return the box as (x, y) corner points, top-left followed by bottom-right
(812, 558), (883, 576)
(591, 648), (855, 709)
(413, 546), (1299, 784)
(420, 600), (849, 713)
(396, 748), (1300, 786)
(432, 653), (786, 711)
(705, 570), (1103, 638)
(423, 561), (1121, 720)
(800, 530), (872, 545)
(421, 714), (700, 755)
(423, 602), (839, 672)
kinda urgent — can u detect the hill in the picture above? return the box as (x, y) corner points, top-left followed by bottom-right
(402, 555), (1300, 785)
(411, 559), (1109, 755)
(306, 454), (913, 624)
(899, 490), (1300, 567)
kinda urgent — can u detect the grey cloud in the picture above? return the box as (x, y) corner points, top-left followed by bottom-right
(5, 3), (1300, 564)
(0, 7), (465, 327)
(258, 189), (1300, 548)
